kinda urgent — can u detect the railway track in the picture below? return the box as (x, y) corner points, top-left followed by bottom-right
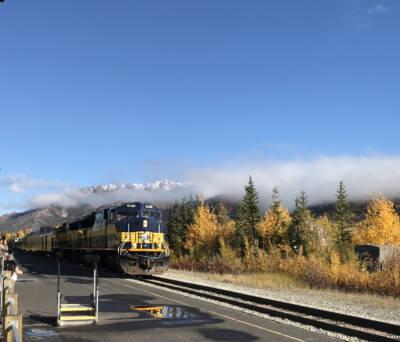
(138, 276), (400, 342)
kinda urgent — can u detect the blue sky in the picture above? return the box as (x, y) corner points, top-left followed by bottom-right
(1, 1), (399, 213)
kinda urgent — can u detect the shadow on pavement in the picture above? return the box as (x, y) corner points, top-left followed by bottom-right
(69, 311), (224, 333)
(14, 250), (120, 279)
(98, 294), (157, 313)
(25, 314), (58, 327)
(64, 277), (93, 284)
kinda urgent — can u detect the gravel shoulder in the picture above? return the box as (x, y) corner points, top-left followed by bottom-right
(159, 269), (400, 325)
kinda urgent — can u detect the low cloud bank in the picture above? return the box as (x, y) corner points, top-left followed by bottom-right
(4, 156), (400, 211)
(189, 156), (400, 206)
(28, 181), (194, 209)
(0, 174), (67, 194)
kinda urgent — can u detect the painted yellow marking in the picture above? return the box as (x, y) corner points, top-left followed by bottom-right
(133, 306), (163, 311)
(60, 307), (94, 312)
(59, 315), (96, 321)
(61, 304), (92, 307)
(106, 278), (306, 342)
(123, 249), (164, 252)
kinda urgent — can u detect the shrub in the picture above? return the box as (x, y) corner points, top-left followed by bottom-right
(170, 246), (400, 297)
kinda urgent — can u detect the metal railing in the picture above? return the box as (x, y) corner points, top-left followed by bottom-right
(11, 324), (21, 342)
(6, 298), (15, 315)
(57, 259), (99, 326)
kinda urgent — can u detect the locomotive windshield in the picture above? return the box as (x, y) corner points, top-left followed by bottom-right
(142, 209), (160, 220)
(115, 203), (162, 232)
(116, 209), (139, 221)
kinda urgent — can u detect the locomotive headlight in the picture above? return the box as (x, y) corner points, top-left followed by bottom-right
(143, 219), (148, 228)
(142, 232), (149, 243)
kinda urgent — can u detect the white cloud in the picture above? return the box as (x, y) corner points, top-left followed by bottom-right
(0, 174), (67, 194)
(186, 156), (400, 207)
(367, 4), (389, 14)
(27, 181), (194, 209)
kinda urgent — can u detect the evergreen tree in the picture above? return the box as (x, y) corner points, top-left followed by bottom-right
(215, 202), (231, 226)
(189, 194), (195, 210)
(235, 177), (261, 252)
(333, 181), (352, 262)
(231, 202), (240, 221)
(166, 195), (200, 255)
(271, 186), (281, 212)
(166, 201), (183, 253)
(182, 196), (196, 229)
(287, 191), (313, 254)
(187, 194), (196, 225)
(181, 197), (189, 229)
(271, 186), (284, 244)
(195, 194), (202, 208)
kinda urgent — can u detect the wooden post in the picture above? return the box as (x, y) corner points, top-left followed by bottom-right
(1, 271), (12, 310)
(2, 279), (14, 309)
(4, 314), (22, 342)
(3, 279), (14, 295)
(2, 279), (15, 332)
(2, 271), (12, 281)
(4, 293), (18, 315)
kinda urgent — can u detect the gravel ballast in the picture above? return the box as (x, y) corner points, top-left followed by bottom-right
(158, 269), (400, 326)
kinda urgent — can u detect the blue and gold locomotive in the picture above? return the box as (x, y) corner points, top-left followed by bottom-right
(18, 202), (169, 276)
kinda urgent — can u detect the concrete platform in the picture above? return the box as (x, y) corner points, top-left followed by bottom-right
(10, 251), (344, 342)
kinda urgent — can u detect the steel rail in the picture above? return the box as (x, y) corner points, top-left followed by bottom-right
(140, 276), (400, 342)
(7, 297), (15, 315)
(11, 323), (21, 342)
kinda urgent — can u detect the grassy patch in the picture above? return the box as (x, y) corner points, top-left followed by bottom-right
(203, 272), (309, 290)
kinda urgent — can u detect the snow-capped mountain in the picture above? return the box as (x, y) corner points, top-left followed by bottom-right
(81, 179), (188, 194)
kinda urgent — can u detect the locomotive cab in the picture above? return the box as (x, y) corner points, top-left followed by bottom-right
(114, 202), (169, 275)
(115, 203), (164, 252)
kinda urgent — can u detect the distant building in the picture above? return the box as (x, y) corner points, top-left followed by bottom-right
(355, 245), (400, 271)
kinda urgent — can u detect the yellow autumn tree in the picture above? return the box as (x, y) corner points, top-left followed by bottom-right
(258, 205), (291, 248)
(185, 204), (219, 256)
(215, 203), (235, 246)
(5, 233), (12, 241)
(353, 195), (400, 246)
(17, 230), (25, 239)
(218, 219), (235, 246)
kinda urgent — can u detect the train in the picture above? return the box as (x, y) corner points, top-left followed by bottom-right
(16, 202), (169, 276)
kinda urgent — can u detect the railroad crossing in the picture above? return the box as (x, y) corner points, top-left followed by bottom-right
(3, 251), (343, 342)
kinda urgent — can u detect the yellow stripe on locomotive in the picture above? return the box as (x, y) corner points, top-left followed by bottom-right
(120, 232), (164, 252)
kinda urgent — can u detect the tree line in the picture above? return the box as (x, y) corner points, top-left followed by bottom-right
(166, 177), (400, 263)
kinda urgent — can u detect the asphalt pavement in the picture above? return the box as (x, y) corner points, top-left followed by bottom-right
(11, 251), (344, 342)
